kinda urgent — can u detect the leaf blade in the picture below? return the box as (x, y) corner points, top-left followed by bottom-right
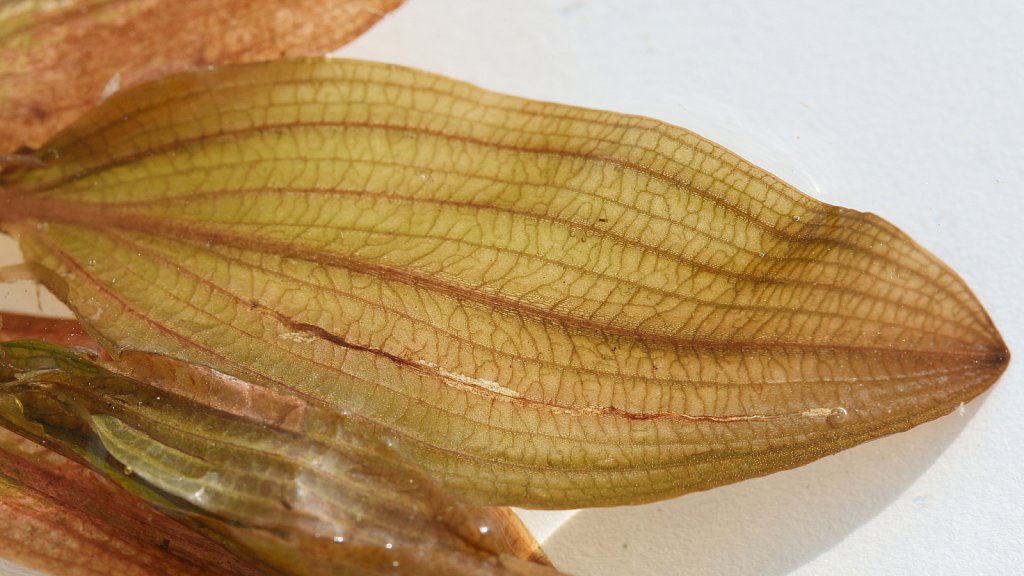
(1, 58), (1008, 507)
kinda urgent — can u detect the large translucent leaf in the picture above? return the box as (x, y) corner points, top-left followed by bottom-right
(0, 340), (556, 575)
(0, 58), (1008, 508)
(0, 0), (404, 153)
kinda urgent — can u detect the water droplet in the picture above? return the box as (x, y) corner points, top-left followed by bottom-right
(793, 214), (801, 222)
(385, 542), (393, 550)
(333, 535), (345, 543)
(826, 407), (848, 428)
(392, 561), (400, 568)
(418, 171), (430, 182)
(123, 466), (133, 476)
(758, 252), (766, 258)
(87, 259), (98, 268)
(479, 525), (489, 534)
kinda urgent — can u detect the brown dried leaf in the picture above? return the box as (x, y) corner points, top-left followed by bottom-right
(0, 58), (1008, 509)
(0, 0), (404, 153)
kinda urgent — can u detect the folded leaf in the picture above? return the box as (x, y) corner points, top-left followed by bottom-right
(0, 341), (556, 575)
(0, 0), (404, 153)
(0, 58), (1008, 508)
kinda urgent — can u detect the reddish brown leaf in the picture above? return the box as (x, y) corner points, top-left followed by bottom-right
(0, 311), (102, 352)
(0, 0), (404, 153)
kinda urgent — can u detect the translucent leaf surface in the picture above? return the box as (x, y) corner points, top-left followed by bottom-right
(0, 58), (1008, 508)
(0, 0), (404, 153)
(0, 341), (556, 576)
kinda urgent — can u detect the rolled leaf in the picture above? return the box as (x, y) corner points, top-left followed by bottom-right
(0, 58), (1008, 507)
(0, 0), (404, 153)
(0, 341), (556, 576)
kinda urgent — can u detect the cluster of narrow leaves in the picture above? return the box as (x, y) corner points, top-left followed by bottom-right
(0, 4), (1010, 575)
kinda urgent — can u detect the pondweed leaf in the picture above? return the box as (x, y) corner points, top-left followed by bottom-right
(0, 340), (558, 575)
(0, 58), (1008, 508)
(0, 0), (404, 153)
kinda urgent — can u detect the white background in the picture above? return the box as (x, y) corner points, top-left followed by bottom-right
(2, 1), (1022, 575)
